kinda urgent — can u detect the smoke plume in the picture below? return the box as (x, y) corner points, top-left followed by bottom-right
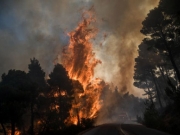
(0, 0), (158, 96)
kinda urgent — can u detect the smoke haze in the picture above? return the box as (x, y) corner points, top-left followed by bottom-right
(0, 0), (158, 96)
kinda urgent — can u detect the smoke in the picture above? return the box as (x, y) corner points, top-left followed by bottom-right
(0, 0), (84, 75)
(92, 0), (159, 95)
(0, 0), (158, 123)
(0, 0), (158, 94)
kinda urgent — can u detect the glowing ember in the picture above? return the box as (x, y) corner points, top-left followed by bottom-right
(61, 9), (104, 124)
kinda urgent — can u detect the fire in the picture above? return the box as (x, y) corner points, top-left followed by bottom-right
(7, 130), (21, 135)
(61, 9), (104, 124)
(62, 10), (101, 89)
(15, 131), (21, 135)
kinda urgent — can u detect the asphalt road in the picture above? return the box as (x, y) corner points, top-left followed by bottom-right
(78, 123), (171, 135)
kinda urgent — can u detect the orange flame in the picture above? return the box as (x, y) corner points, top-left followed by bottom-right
(61, 10), (104, 124)
(62, 10), (101, 89)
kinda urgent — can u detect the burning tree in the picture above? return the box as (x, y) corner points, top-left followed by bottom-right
(60, 10), (104, 124)
(47, 64), (73, 130)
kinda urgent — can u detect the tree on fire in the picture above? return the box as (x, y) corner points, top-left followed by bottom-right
(47, 64), (73, 130)
(134, 0), (180, 134)
(0, 70), (32, 135)
(71, 80), (84, 126)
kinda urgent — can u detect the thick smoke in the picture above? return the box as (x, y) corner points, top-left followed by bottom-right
(92, 0), (159, 95)
(0, 0), (158, 126)
(0, 0), (158, 95)
(0, 0), (84, 75)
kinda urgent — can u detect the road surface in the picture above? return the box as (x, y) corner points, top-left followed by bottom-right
(78, 123), (171, 135)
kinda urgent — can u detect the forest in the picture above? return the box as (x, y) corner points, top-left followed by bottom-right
(0, 58), (145, 135)
(134, 0), (180, 134)
(0, 0), (180, 135)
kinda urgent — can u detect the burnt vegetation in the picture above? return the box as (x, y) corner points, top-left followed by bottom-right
(134, 0), (180, 134)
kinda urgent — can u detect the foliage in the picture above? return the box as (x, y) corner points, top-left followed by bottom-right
(47, 64), (73, 95)
(0, 61), (91, 135)
(0, 70), (32, 135)
(47, 64), (73, 130)
(27, 58), (48, 135)
(134, 0), (180, 134)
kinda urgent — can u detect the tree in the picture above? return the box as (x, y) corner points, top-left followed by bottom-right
(0, 70), (32, 135)
(47, 64), (73, 130)
(132, 0), (180, 133)
(135, 1), (180, 133)
(28, 58), (47, 135)
(28, 58), (46, 89)
(134, 42), (163, 108)
(71, 80), (84, 126)
(141, 6), (180, 82)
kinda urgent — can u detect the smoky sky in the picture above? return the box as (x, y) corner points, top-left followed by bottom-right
(0, 0), (159, 96)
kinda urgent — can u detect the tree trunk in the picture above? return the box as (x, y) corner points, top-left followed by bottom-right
(158, 66), (167, 81)
(158, 66), (172, 106)
(160, 30), (180, 83)
(167, 48), (180, 82)
(145, 80), (154, 104)
(150, 69), (163, 109)
(11, 121), (15, 135)
(164, 67), (170, 78)
(0, 122), (6, 135)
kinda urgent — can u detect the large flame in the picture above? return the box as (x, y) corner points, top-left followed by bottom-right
(61, 10), (104, 124)
(62, 11), (101, 89)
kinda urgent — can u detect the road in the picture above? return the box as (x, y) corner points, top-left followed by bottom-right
(78, 123), (171, 135)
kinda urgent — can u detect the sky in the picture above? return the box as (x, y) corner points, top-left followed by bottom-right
(0, 0), (159, 96)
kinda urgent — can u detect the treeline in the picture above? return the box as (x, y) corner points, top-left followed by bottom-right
(134, 0), (180, 134)
(0, 58), (145, 135)
(0, 58), (93, 135)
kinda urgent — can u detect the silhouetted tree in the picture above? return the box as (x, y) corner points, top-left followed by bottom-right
(0, 70), (32, 135)
(47, 64), (73, 130)
(72, 80), (84, 125)
(28, 58), (47, 135)
(141, 6), (180, 82)
(135, 0), (180, 133)
(134, 43), (163, 108)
